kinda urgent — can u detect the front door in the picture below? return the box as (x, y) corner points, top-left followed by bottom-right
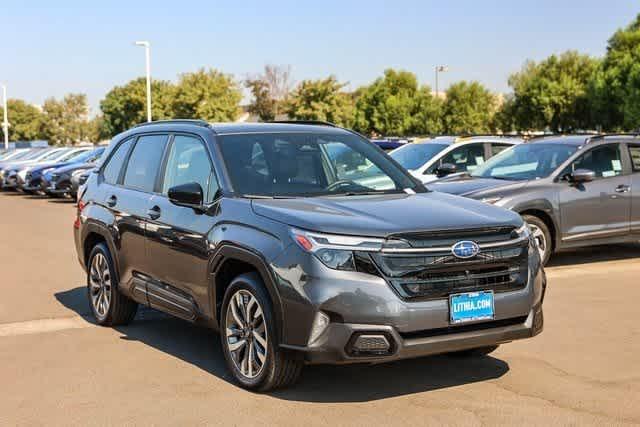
(558, 143), (631, 243)
(144, 134), (219, 319)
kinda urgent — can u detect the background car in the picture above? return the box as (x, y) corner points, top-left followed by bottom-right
(430, 134), (640, 264)
(43, 147), (106, 197)
(16, 148), (90, 193)
(21, 148), (94, 194)
(389, 136), (523, 183)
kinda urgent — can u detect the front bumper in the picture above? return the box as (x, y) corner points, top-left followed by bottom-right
(288, 305), (543, 364)
(274, 243), (545, 364)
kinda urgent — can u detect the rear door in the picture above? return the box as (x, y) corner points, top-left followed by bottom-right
(100, 134), (168, 288)
(145, 134), (219, 319)
(558, 143), (631, 243)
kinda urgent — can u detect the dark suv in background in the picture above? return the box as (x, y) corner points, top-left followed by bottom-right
(431, 135), (640, 264)
(74, 120), (545, 391)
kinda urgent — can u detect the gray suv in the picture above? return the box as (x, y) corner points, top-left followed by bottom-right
(74, 120), (545, 391)
(431, 134), (640, 264)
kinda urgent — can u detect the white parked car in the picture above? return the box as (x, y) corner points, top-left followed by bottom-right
(389, 136), (523, 183)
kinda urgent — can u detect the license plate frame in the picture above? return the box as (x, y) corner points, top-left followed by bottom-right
(449, 291), (495, 324)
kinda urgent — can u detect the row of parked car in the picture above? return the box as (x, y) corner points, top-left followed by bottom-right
(0, 145), (105, 199)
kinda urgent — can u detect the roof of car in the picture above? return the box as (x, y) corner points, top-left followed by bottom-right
(414, 135), (522, 145)
(528, 134), (640, 146)
(131, 120), (352, 136)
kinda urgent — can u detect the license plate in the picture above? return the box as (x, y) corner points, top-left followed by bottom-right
(449, 291), (494, 324)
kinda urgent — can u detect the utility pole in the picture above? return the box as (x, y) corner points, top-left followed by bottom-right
(135, 41), (152, 122)
(1, 84), (8, 150)
(435, 65), (449, 98)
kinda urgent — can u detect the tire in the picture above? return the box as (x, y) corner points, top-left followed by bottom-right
(450, 345), (499, 357)
(87, 243), (138, 326)
(523, 214), (552, 265)
(220, 272), (303, 391)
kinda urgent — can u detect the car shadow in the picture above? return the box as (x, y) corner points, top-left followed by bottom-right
(54, 286), (509, 402)
(47, 198), (76, 204)
(548, 243), (640, 267)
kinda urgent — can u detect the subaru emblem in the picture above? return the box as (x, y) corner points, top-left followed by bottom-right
(451, 240), (479, 259)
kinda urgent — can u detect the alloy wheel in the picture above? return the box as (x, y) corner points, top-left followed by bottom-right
(89, 253), (112, 318)
(528, 223), (547, 261)
(225, 290), (268, 379)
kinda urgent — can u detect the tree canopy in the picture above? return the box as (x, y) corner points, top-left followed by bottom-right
(442, 81), (496, 134)
(285, 76), (354, 127)
(508, 51), (599, 132)
(172, 68), (241, 122)
(0, 100), (45, 142)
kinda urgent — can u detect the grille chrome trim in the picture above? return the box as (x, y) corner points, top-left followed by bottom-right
(380, 235), (529, 253)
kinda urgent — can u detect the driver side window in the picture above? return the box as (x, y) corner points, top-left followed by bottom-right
(162, 135), (217, 202)
(427, 144), (485, 174)
(563, 144), (623, 180)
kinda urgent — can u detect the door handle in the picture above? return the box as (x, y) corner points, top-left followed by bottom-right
(147, 205), (161, 220)
(106, 195), (117, 207)
(615, 185), (630, 193)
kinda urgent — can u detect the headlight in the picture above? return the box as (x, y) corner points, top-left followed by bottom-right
(42, 168), (56, 175)
(515, 222), (538, 257)
(480, 196), (503, 205)
(290, 228), (383, 271)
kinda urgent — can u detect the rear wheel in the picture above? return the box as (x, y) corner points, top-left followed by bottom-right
(221, 273), (303, 391)
(523, 214), (552, 265)
(87, 243), (138, 326)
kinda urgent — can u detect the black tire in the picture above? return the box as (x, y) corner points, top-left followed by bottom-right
(522, 214), (552, 265)
(220, 272), (303, 391)
(86, 243), (138, 326)
(450, 345), (499, 357)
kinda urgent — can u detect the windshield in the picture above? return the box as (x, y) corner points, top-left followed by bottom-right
(471, 143), (579, 180)
(218, 132), (422, 197)
(18, 149), (51, 161)
(59, 149), (91, 162)
(0, 150), (27, 160)
(37, 149), (70, 162)
(389, 142), (449, 170)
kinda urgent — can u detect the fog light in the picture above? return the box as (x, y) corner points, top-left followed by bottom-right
(353, 335), (390, 352)
(308, 311), (330, 345)
(347, 332), (394, 356)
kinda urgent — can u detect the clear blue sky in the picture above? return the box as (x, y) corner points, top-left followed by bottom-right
(2, 0), (638, 114)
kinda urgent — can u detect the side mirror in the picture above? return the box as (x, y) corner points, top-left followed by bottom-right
(168, 182), (204, 209)
(435, 163), (457, 178)
(569, 169), (595, 184)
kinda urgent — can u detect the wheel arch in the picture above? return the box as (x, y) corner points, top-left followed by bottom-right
(517, 208), (557, 252)
(209, 244), (284, 344)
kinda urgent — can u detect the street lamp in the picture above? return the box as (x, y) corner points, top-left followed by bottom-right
(135, 41), (152, 122)
(1, 84), (8, 150)
(435, 65), (449, 98)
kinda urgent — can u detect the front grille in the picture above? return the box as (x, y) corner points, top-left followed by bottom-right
(25, 172), (32, 181)
(369, 228), (529, 300)
(50, 174), (59, 182)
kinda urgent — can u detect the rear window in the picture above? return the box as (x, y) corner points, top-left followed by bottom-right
(123, 135), (168, 192)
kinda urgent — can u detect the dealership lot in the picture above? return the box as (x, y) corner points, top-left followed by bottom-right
(1, 192), (639, 426)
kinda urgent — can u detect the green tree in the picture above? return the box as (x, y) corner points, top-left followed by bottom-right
(0, 99), (44, 142)
(41, 93), (92, 145)
(590, 14), (640, 130)
(172, 68), (241, 122)
(442, 81), (496, 134)
(353, 69), (442, 136)
(285, 76), (355, 127)
(508, 51), (599, 132)
(100, 77), (175, 137)
(245, 79), (277, 121)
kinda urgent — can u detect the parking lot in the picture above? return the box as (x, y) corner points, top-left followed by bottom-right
(1, 191), (639, 426)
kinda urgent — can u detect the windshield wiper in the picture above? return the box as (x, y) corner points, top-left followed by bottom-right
(243, 194), (297, 199)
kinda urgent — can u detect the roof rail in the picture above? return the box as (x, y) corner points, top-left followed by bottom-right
(133, 119), (210, 128)
(268, 120), (337, 128)
(584, 133), (640, 144)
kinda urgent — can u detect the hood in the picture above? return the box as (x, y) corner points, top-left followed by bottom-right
(251, 192), (522, 237)
(29, 161), (68, 174)
(429, 175), (527, 197)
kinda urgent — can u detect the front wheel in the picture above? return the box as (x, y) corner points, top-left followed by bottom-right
(221, 273), (303, 391)
(523, 214), (552, 265)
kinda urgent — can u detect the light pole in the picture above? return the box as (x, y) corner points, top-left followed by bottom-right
(135, 41), (152, 122)
(435, 65), (449, 98)
(1, 84), (8, 150)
